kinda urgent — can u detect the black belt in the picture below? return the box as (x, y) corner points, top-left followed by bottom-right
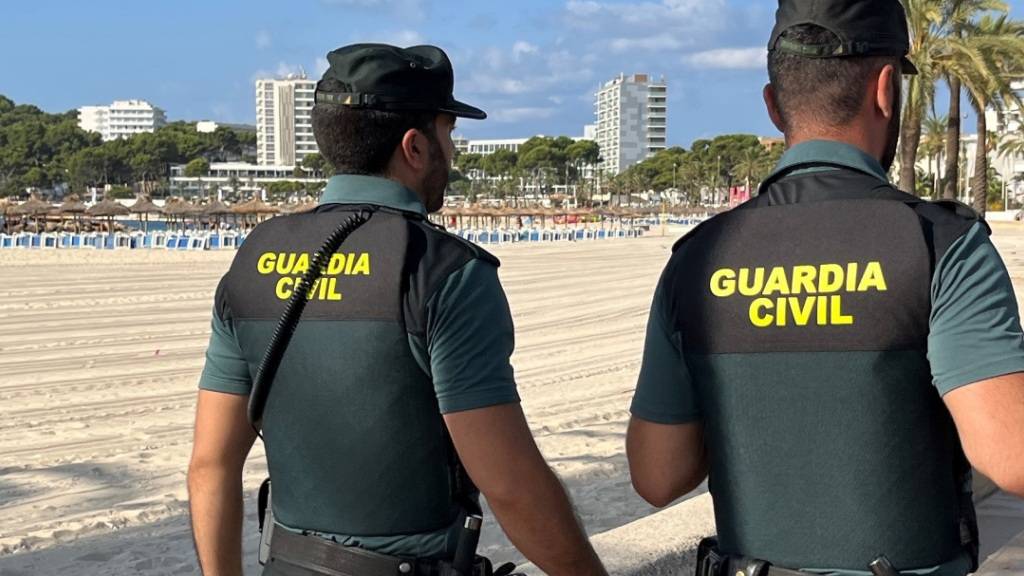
(267, 528), (505, 576)
(696, 538), (807, 576)
(269, 527), (436, 576)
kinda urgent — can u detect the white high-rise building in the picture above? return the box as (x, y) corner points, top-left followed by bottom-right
(77, 100), (167, 141)
(594, 74), (667, 175)
(256, 74), (318, 166)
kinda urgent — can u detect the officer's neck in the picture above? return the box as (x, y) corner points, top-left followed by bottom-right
(784, 126), (885, 166)
(385, 174), (427, 204)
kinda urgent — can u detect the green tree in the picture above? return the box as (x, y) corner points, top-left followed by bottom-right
(301, 152), (329, 178)
(184, 157), (211, 199)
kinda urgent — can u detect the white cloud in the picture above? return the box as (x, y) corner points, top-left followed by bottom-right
(315, 57), (330, 76)
(321, 0), (425, 20)
(684, 47), (765, 70)
(566, 0), (725, 30)
(512, 41), (539, 61)
(255, 30), (272, 50)
(252, 62), (308, 82)
(460, 48), (594, 97)
(489, 107), (558, 124)
(350, 29), (425, 46)
(276, 62), (303, 77)
(609, 34), (686, 53)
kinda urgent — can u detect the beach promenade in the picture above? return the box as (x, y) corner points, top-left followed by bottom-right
(1, 226), (1023, 575)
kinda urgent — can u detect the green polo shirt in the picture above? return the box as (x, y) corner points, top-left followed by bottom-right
(199, 174), (520, 557)
(632, 141), (1024, 575)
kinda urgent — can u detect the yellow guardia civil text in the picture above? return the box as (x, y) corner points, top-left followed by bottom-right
(256, 252), (372, 301)
(709, 262), (887, 327)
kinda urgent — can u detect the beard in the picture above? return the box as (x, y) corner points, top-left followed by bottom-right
(880, 79), (902, 173)
(421, 134), (449, 213)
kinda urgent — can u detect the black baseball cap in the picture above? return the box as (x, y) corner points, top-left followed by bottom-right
(768, 0), (918, 75)
(315, 43), (486, 119)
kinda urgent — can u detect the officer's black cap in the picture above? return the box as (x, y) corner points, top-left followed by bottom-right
(315, 44), (486, 120)
(768, 0), (918, 75)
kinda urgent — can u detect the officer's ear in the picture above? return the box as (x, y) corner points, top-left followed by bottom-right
(875, 64), (898, 120)
(763, 84), (786, 133)
(398, 128), (431, 173)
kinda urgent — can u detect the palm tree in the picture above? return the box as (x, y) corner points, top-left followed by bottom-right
(899, 0), (1020, 200)
(953, 14), (1024, 213)
(940, 0), (1023, 202)
(731, 146), (771, 193)
(920, 113), (948, 194)
(899, 0), (943, 193)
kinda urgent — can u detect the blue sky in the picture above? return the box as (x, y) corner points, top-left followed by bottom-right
(2, 0), (1022, 148)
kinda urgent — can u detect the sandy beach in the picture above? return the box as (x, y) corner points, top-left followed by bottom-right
(2, 225), (1024, 576)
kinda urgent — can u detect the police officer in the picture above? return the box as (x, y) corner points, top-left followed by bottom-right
(188, 44), (607, 576)
(626, 1), (1024, 575)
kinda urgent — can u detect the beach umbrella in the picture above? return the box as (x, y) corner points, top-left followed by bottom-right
(129, 194), (163, 233)
(232, 197), (279, 229)
(163, 197), (201, 231)
(201, 199), (234, 230)
(12, 193), (54, 232)
(59, 194), (88, 232)
(87, 197), (130, 233)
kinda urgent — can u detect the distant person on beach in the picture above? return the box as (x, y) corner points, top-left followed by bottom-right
(627, 1), (1024, 575)
(187, 44), (606, 576)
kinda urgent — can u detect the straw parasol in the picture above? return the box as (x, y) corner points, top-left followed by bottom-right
(0, 198), (10, 233)
(59, 194), (88, 232)
(200, 199), (234, 230)
(11, 193), (53, 216)
(162, 197), (201, 230)
(87, 197), (131, 233)
(129, 194), (163, 233)
(232, 196), (279, 228)
(11, 193), (54, 232)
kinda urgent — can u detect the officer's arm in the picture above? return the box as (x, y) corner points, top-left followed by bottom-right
(943, 373), (1024, 497)
(626, 418), (707, 507)
(627, 268), (707, 507)
(188, 390), (257, 576)
(929, 223), (1024, 498)
(444, 405), (607, 576)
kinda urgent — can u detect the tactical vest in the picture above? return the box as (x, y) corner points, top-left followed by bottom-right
(668, 166), (981, 571)
(216, 203), (496, 537)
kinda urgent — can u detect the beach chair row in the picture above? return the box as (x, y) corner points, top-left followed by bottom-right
(452, 228), (646, 244)
(0, 232), (247, 250)
(1, 227), (647, 250)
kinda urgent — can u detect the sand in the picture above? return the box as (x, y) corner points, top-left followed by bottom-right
(2, 224), (1024, 576)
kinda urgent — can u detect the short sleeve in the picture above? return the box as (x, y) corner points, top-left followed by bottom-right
(198, 309), (254, 395)
(630, 269), (701, 424)
(929, 222), (1024, 396)
(426, 258), (520, 414)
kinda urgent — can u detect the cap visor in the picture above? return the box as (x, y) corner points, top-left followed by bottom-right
(440, 98), (487, 120)
(901, 56), (918, 75)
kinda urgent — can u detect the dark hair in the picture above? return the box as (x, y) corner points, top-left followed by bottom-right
(767, 24), (899, 132)
(312, 78), (437, 175)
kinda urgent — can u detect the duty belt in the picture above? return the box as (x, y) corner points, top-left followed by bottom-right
(695, 538), (905, 576)
(268, 527), (505, 576)
(695, 538), (807, 576)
